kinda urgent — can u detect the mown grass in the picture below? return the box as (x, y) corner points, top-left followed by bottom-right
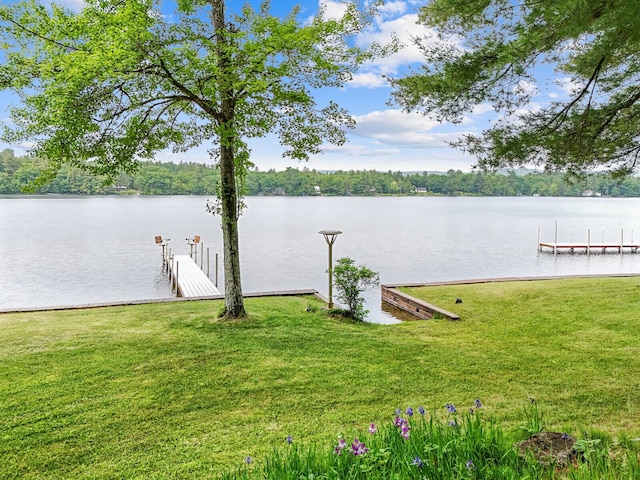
(1, 277), (640, 478)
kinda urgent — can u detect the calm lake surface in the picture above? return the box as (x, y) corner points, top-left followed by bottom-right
(3, 195), (640, 323)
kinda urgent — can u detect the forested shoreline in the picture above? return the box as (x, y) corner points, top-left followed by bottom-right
(2, 148), (640, 197)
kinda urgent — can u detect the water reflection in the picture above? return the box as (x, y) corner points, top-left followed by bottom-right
(378, 300), (412, 324)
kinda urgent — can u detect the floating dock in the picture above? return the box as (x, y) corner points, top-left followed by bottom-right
(538, 223), (640, 254)
(538, 242), (640, 254)
(169, 254), (221, 297)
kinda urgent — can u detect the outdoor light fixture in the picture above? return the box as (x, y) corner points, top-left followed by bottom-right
(318, 230), (342, 308)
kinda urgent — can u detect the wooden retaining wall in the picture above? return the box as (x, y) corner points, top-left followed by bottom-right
(381, 285), (460, 321)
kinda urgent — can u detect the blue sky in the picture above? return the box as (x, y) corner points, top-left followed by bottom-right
(0, 0), (576, 172)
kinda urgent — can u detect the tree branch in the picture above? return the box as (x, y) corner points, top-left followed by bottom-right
(545, 56), (606, 132)
(3, 16), (79, 53)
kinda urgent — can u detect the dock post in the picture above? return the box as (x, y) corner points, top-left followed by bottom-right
(587, 229), (591, 255)
(170, 254), (174, 290)
(215, 253), (219, 288)
(163, 246), (171, 273)
(537, 226), (541, 252)
(554, 220), (558, 255)
(621, 229), (624, 254)
(207, 247), (210, 278)
(200, 242), (204, 269)
(175, 261), (180, 296)
(570, 229), (574, 254)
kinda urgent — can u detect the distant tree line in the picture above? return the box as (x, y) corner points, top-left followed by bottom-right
(3, 148), (640, 197)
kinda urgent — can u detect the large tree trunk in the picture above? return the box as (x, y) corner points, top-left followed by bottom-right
(219, 142), (246, 318)
(213, 0), (246, 318)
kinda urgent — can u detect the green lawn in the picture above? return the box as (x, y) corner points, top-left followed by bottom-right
(1, 277), (640, 478)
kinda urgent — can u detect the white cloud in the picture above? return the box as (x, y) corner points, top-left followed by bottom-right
(355, 109), (438, 133)
(514, 102), (542, 118)
(458, 103), (495, 125)
(377, 1), (407, 17)
(513, 80), (538, 97)
(318, 0), (349, 21)
(53, 0), (84, 11)
(471, 103), (494, 115)
(358, 13), (434, 74)
(351, 109), (465, 147)
(322, 144), (400, 157)
(556, 76), (584, 96)
(347, 72), (388, 88)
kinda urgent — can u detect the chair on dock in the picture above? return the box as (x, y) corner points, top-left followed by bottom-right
(186, 235), (201, 258)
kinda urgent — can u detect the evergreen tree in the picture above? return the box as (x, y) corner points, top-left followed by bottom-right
(390, 0), (640, 177)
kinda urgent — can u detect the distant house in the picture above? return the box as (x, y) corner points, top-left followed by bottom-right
(412, 187), (427, 193)
(582, 190), (602, 197)
(314, 185), (321, 194)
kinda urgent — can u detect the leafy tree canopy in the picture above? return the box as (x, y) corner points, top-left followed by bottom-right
(0, 0), (389, 318)
(390, 0), (640, 178)
(0, 0), (384, 184)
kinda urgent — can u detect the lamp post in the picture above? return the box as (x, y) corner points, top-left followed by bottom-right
(319, 230), (342, 308)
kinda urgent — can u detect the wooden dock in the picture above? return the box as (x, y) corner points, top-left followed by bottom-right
(170, 255), (221, 297)
(538, 242), (640, 254)
(538, 223), (640, 254)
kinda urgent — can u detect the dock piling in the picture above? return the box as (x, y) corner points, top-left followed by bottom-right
(621, 229), (624, 254)
(175, 260), (179, 295)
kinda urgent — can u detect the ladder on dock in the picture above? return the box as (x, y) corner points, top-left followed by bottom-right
(170, 255), (221, 297)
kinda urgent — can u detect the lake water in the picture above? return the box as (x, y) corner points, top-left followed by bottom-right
(2, 195), (640, 323)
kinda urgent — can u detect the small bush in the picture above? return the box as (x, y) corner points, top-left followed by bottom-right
(332, 257), (380, 321)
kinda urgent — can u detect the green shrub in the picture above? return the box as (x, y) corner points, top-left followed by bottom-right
(332, 257), (380, 320)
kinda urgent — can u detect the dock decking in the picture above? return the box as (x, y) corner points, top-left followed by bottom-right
(170, 255), (221, 297)
(537, 223), (640, 254)
(538, 242), (640, 254)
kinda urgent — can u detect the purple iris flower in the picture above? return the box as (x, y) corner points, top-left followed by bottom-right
(350, 438), (369, 456)
(334, 437), (347, 455)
